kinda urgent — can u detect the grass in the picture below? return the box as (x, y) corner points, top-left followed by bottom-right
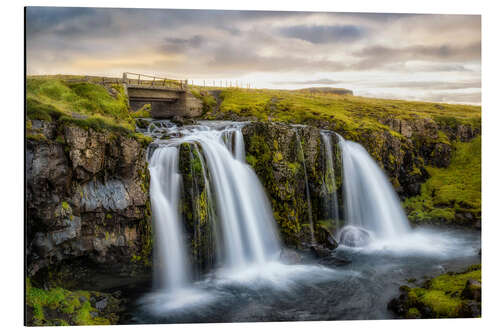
(26, 76), (135, 134)
(210, 88), (480, 141)
(404, 136), (481, 224)
(26, 76), (155, 146)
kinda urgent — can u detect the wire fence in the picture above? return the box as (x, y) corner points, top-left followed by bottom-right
(38, 73), (256, 91)
(189, 79), (254, 89)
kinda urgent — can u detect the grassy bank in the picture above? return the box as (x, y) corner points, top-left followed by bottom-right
(207, 88), (480, 135)
(389, 265), (481, 318)
(26, 76), (151, 144)
(404, 136), (481, 224)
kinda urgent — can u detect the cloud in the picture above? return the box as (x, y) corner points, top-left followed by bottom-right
(273, 78), (343, 85)
(350, 42), (481, 70)
(377, 80), (481, 90)
(25, 7), (482, 104)
(279, 24), (366, 44)
(160, 35), (206, 53)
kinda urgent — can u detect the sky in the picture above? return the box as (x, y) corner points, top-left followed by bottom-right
(26, 7), (481, 104)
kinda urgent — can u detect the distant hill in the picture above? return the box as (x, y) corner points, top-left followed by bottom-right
(296, 87), (353, 95)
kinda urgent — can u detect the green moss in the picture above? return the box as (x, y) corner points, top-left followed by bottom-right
(26, 77), (136, 136)
(74, 300), (109, 325)
(287, 162), (300, 175)
(394, 265), (481, 319)
(417, 289), (462, 317)
(406, 307), (421, 318)
(246, 154), (257, 168)
(26, 133), (48, 141)
(26, 278), (117, 326)
(430, 269), (481, 295)
(215, 88), (480, 136)
(404, 136), (481, 224)
(273, 151), (283, 162)
(131, 103), (152, 118)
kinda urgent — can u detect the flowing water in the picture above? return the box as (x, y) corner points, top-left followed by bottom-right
(126, 120), (481, 323)
(336, 135), (411, 246)
(145, 122), (282, 296)
(149, 146), (191, 290)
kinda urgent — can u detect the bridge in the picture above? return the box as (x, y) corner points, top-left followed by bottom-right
(122, 72), (203, 119)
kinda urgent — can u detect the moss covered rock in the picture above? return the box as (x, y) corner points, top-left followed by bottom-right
(27, 120), (152, 287)
(26, 278), (123, 326)
(388, 265), (481, 319)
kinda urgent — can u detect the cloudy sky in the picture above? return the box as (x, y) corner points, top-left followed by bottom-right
(26, 7), (481, 104)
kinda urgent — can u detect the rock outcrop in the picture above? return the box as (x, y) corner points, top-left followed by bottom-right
(26, 120), (152, 287)
(388, 265), (481, 319)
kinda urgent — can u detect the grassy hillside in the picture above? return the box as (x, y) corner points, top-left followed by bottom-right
(205, 88), (480, 137)
(26, 76), (151, 143)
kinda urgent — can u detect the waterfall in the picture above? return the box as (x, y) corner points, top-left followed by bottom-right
(320, 132), (341, 233)
(222, 128), (246, 162)
(148, 122), (281, 290)
(336, 135), (410, 246)
(149, 146), (191, 290)
(294, 131), (315, 245)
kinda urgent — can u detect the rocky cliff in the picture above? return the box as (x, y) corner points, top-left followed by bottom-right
(26, 115), (481, 288)
(26, 120), (152, 288)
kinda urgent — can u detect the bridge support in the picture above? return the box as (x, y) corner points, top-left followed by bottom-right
(127, 86), (203, 119)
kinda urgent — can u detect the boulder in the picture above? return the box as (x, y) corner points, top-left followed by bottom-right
(338, 226), (372, 247)
(461, 279), (481, 301)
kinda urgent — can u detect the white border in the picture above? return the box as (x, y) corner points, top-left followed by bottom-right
(2, 1), (499, 332)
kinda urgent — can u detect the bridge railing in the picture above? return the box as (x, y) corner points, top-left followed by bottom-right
(123, 72), (187, 90)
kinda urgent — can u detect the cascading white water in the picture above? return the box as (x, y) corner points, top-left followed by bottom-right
(148, 122), (281, 291)
(222, 129), (246, 162)
(336, 135), (411, 245)
(149, 146), (191, 290)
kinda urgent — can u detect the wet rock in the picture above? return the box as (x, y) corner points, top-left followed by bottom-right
(461, 279), (481, 301)
(459, 300), (481, 318)
(316, 226), (338, 250)
(27, 122), (152, 279)
(338, 226), (372, 247)
(171, 115), (187, 125)
(474, 220), (481, 230)
(95, 297), (108, 310)
(135, 118), (152, 129)
(310, 245), (331, 258)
